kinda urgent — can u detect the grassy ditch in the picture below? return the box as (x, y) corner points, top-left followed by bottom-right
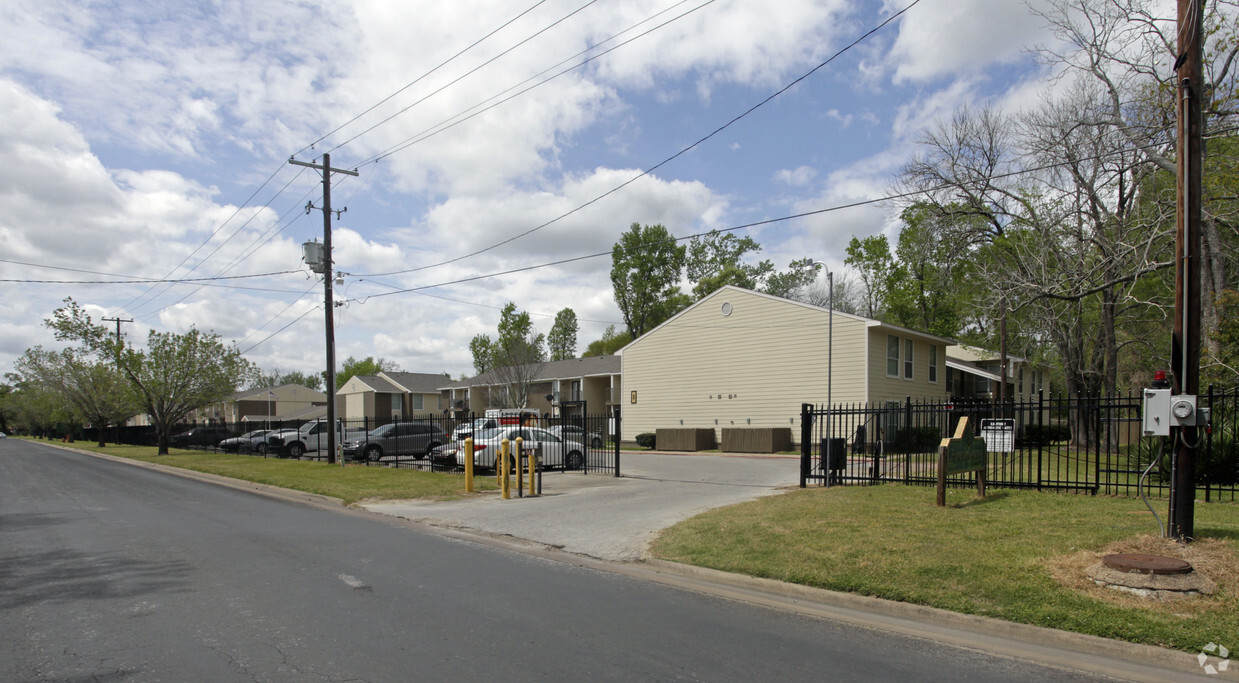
(39, 439), (496, 504)
(650, 485), (1239, 652)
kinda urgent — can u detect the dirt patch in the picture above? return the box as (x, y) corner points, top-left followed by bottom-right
(1046, 534), (1239, 615)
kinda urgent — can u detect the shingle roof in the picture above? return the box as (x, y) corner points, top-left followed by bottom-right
(442, 355), (620, 389)
(380, 372), (454, 394)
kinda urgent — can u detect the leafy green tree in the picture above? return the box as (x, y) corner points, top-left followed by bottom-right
(118, 329), (257, 454)
(844, 235), (896, 319)
(470, 303), (546, 407)
(583, 325), (632, 357)
(14, 345), (136, 447)
(762, 258), (821, 300)
(251, 368), (324, 392)
(334, 356), (401, 390)
(548, 308), (578, 361)
(687, 230), (772, 298)
(611, 223), (690, 338)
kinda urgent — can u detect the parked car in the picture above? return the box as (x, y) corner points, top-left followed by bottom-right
(269, 420), (366, 459)
(547, 424), (604, 448)
(218, 429), (278, 454)
(169, 427), (232, 448)
(451, 417), (498, 442)
(343, 421), (448, 462)
(453, 426), (586, 471)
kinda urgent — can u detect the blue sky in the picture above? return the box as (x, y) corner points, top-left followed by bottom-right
(0, 0), (1085, 380)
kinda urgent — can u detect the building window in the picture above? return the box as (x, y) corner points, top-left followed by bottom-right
(928, 345), (938, 383)
(412, 393), (424, 411)
(1018, 367), (1024, 395)
(904, 339), (914, 380)
(391, 394), (403, 417)
(887, 335), (900, 376)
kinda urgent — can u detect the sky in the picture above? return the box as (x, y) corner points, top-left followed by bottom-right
(0, 0), (1079, 381)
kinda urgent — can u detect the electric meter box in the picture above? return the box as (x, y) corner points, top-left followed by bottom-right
(1142, 389), (1171, 436)
(1170, 395), (1198, 428)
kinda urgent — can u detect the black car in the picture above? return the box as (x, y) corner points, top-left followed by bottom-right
(169, 427), (232, 448)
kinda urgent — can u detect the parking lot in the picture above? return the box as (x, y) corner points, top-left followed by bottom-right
(362, 451), (799, 561)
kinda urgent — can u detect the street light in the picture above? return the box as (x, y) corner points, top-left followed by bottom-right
(808, 261), (834, 478)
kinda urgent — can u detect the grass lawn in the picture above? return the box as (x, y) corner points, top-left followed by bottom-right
(651, 485), (1239, 652)
(35, 439), (496, 504)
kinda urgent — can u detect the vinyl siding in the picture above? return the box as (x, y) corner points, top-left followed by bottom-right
(622, 288), (869, 440)
(866, 330), (949, 405)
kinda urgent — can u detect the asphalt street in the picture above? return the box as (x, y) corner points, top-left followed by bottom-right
(0, 438), (1122, 682)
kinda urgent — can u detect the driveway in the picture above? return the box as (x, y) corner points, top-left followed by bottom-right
(361, 451), (799, 562)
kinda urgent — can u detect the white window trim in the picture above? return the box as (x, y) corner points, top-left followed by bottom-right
(903, 339), (914, 381)
(928, 345), (938, 384)
(886, 334), (900, 378)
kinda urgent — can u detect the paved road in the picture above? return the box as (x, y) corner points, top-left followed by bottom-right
(366, 451), (800, 561)
(1, 439), (1117, 682)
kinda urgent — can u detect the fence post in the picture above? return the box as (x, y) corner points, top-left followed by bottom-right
(613, 406), (621, 478)
(800, 403), (811, 488)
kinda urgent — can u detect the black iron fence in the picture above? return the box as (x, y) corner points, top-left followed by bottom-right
(90, 411), (620, 475)
(800, 387), (1239, 503)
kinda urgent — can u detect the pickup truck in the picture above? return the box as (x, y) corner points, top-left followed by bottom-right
(270, 420), (365, 459)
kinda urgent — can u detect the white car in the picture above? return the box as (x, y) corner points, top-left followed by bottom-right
(453, 427), (586, 470)
(451, 417), (498, 442)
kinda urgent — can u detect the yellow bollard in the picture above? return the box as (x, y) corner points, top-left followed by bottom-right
(500, 438), (510, 499)
(464, 437), (474, 493)
(514, 437), (523, 498)
(528, 447), (537, 497)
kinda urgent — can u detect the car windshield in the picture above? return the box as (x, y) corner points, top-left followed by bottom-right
(242, 430), (266, 438)
(473, 428), (505, 440)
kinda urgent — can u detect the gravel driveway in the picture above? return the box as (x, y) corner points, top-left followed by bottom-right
(361, 451), (800, 561)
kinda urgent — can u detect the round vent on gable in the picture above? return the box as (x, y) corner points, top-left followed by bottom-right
(720, 302), (732, 317)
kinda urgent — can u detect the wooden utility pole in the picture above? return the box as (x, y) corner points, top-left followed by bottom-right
(101, 317), (132, 348)
(1168, 0), (1203, 541)
(289, 153), (358, 465)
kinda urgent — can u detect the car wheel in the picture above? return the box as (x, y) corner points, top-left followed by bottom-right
(420, 442), (441, 460)
(286, 442), (305, 459)
(590, 437), (602, 448)
(364, 445), (382, 462)
(255, 442), (268, 455)
(566, 450), (585, 470)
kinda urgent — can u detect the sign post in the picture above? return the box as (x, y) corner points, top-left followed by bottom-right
(937, 417), (987, 507)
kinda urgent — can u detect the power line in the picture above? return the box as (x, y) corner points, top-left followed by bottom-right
(352, 0), (719, 169)
(351, 0), (919, 278)
(294, 0), (554, 156)
(321, 0), (605, 156)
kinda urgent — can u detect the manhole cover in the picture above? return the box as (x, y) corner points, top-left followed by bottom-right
(1102, 553), (1193, 575)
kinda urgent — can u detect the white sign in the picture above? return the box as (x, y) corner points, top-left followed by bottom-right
(980, 418), (1015, 453)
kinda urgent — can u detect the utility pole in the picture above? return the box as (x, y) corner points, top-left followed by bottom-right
(101, 317), (132, 347)
(1168, 0), (1203, 541)
(290, 152), (358, 466)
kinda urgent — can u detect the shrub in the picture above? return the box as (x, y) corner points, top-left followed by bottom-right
(1199, 434), (1239, 486)
(890, 426), (941, 454)
(1016, 423), (1071, 447)
(635, 433), (656, 449)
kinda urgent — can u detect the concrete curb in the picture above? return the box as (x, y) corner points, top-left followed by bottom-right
(633, 559), (1229, 682)
(40, 441), (348, 511)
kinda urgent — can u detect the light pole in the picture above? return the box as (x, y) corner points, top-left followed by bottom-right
(809, 261), (834, 477)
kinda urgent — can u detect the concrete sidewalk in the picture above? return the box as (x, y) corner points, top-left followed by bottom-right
(361, 450), (800, 561)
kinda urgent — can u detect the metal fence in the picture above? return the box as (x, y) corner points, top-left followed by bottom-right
(93, 410), (621, 476)
(800, 387), (1239, 503)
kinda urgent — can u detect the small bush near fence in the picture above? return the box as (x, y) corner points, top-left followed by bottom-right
(635, 433), (656, 449)
(889, 426), (941, 454)
(1016, 423), (1071, 447)
(1200, 435), (1239, 486)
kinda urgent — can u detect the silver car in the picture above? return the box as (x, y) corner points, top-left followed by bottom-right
(453, 427), (586, 470)
(546, 424), (604, 448)
(343, 422), (447, 462)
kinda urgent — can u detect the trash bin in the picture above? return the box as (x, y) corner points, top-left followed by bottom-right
(820, 438), (847, 472)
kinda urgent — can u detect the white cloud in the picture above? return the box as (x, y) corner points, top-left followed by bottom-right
(884, 0), (1049, 84)
(773, 166), (817, 187)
